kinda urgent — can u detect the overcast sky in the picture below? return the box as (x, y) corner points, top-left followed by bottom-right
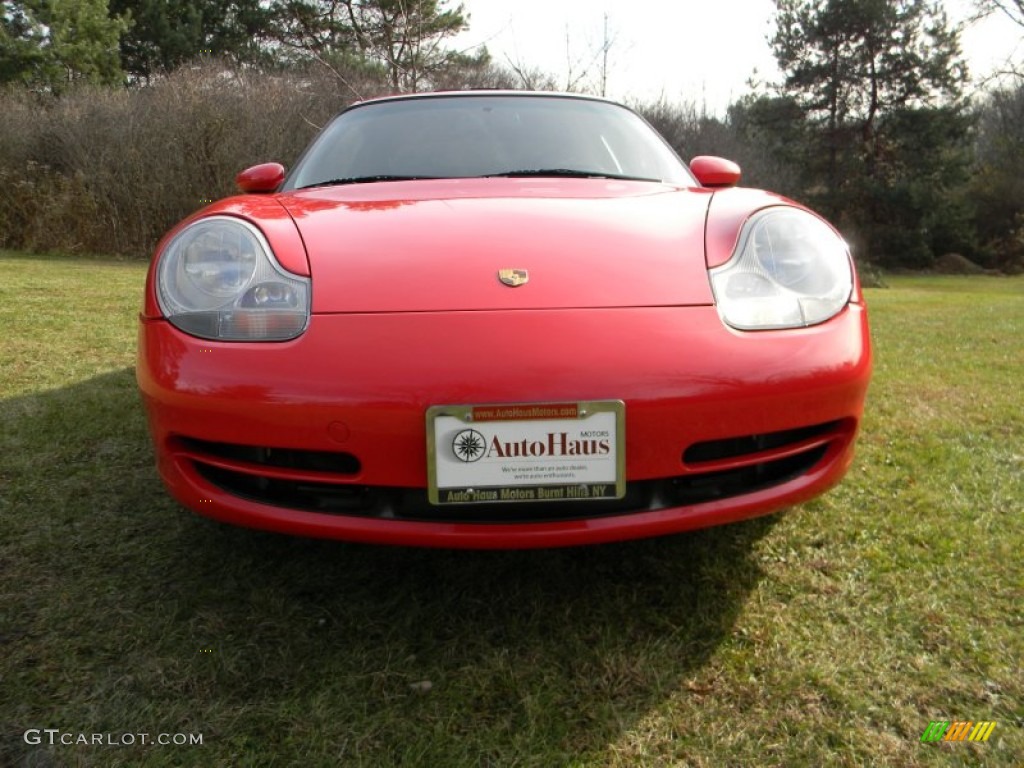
(453, 0), (1022, 114)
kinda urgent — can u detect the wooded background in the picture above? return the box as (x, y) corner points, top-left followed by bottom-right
(1, 0), (1021, 272)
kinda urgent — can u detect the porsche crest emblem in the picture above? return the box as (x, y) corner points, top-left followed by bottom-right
(498, 268), (529, 287)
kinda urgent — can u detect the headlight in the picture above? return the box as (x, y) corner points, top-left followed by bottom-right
(156, 216), (310, 341)
(710, 207), (853, 330)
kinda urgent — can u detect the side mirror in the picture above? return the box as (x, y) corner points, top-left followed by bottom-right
(690, 156), (741, 188)
(236, 163), (286, 193)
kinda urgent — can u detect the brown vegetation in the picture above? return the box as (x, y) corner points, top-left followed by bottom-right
(0, 63), (387, 255)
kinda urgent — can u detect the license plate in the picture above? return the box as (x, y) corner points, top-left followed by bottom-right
(426, 401), (625, 505)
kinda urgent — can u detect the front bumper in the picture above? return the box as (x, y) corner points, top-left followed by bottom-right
(137, 304), (871, 548)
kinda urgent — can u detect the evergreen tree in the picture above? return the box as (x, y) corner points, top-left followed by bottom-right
(768, 0), (972, 266)
(0, 1), (47, 84)
(107, 0), (272, 79)
(1, 0), (128, 91)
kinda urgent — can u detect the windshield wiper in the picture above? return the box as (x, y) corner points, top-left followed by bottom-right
(481, 169), (660, 182)
(300, 175), (439, 189)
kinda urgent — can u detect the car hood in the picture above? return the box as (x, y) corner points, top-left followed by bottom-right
(275, 178), (716, 313)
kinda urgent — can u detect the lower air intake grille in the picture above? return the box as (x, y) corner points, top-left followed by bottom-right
(190, 436), (834, 524)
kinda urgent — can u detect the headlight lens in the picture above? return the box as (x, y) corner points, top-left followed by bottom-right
(156, 216), (310, 340)
(710, 207), (853, 330)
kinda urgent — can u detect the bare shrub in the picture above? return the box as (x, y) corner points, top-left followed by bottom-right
(0, 162), (103, 252)
(0, 60), (392, 257)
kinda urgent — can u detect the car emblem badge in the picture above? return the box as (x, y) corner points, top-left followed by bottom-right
(498, 268), (529, 287)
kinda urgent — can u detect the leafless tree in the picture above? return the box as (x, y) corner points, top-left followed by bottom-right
(971, 0), (1023, 81)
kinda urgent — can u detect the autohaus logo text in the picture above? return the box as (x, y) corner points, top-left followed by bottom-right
(454, 429), (611, 462)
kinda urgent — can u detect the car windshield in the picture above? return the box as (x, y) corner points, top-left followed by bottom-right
(283, 94), (694, 190)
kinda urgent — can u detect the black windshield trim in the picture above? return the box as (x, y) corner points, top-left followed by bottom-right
(299, 175), (441, 189)
(480, 169), (662, 182)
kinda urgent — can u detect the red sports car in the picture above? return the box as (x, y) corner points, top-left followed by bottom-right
(137, 91), (871, 549)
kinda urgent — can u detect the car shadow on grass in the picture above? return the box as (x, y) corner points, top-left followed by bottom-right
(3, 368), (778, 767)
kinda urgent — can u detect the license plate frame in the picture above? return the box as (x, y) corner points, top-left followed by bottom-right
(426, 401), (625, 505)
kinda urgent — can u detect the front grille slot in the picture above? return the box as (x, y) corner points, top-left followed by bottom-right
(195, 463), (378, 514)
(669, 444), (828, 504)
(683, 421), (844, 470)
(178, 437), (361, 476)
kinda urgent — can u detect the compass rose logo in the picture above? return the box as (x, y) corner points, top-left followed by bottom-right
(452, 429), (486, 462)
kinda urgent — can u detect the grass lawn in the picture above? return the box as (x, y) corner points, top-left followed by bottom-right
(1, 252), (1021, 767)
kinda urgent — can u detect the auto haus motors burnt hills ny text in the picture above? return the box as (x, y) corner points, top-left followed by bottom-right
(443, 484), (611, 504)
